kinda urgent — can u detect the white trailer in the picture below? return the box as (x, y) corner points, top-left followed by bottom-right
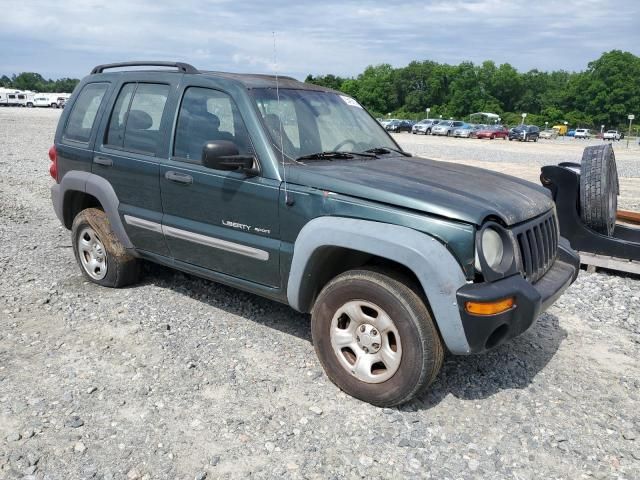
(0, 89), (35, 107)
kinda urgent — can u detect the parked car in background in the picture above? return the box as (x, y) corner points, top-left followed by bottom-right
(574, 128), (592, 139)
(412, 119), (439, 135)
(386, 120), (414, 133)
(539, 129), (558, 139)
(432, 120), (464, 136)
(603, 130), (621, 141)
(566, 129), (576, 137)
(508, 125), (540, 142)
(380, 118), (399, 128)
(452, 124), (478, 138)
(475, 125), (509, 140)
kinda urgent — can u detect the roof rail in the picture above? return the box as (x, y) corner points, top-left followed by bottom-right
(90, 61), (199, 75)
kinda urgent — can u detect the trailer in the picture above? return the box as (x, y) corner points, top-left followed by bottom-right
(540, 144), (640, 275)
(0, 89), (35, 107)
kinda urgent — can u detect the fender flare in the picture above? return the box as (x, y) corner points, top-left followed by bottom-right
(287, 217), (471, 354)
(54, 171), (134, 249)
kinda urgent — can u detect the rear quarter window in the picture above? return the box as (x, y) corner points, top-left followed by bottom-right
(63, 83), (109, 143)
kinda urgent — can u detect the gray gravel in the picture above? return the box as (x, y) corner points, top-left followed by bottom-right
(1, 108), (639, 479)
(396, 133), (640, 177)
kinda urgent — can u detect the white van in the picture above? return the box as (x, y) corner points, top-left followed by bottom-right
(34, 93), (69, 108)
(33, 94), (55, 107)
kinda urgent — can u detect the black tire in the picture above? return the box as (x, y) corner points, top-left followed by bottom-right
(72, 208), (139, 287)
(580, 144), (619, 236)
(311, 269), (443, 407)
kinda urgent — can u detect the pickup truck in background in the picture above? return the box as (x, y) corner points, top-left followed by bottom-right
(603, 130), (622, 141)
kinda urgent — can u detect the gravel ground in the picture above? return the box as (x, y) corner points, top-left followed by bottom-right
(1, 108), (639, 480)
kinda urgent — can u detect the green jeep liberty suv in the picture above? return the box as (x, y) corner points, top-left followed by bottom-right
(50, 61), (579, 406)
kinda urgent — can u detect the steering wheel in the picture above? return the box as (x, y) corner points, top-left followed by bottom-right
(333, 139), (357, 152)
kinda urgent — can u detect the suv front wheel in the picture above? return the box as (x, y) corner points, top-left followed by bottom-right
(72, 208), (139, 287)
(311, 269), (443, 406)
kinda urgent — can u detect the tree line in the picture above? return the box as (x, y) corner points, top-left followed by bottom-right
(0, 72), (79, 94)
(306, 50), (640, 130)
(3, 50), (638, 129)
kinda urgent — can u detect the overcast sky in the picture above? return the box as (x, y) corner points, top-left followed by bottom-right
(1, 0), (639, 80)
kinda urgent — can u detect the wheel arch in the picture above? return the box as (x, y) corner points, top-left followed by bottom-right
(54, 171), (134, 249)
(287, 217), (471, 354)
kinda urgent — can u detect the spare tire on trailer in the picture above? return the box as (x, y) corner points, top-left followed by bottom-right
(580, 144), (619, 236)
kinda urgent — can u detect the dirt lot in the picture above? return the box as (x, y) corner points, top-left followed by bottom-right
(1, 108), (639, 480)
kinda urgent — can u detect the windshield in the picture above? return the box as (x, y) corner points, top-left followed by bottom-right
(252, 88), (397, 161)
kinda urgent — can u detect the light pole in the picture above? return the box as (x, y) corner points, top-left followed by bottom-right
(545, 121), (548, 131)
(627, 114), (635, 148)
(563, 121), (568, 140)
(601, 124), (605, 140)
(498, 117), (501, 126)
(426, 107), (431, 119)
(521, 113), (527, 125)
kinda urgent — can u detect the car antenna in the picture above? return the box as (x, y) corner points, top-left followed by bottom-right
(273, 31), (294, 206)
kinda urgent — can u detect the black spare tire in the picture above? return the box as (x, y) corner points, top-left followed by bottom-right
(580, 144), (619, 236)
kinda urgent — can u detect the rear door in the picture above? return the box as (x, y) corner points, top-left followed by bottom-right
(92, 74), (180, 256)
(159, 81), (281, 287)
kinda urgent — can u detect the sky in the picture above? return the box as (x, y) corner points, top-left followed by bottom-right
(1, 0), (639, 81)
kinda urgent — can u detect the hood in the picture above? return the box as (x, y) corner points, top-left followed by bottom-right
(286, 155), (553, 226)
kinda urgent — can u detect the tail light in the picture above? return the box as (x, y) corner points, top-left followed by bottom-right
(48, 145), (58, 182)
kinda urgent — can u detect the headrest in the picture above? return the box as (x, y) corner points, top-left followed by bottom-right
(127, 109), (153, 130)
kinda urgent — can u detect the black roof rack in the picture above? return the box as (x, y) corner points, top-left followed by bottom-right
(90, 61), (199, 75)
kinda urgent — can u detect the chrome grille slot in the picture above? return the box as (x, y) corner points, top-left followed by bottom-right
(512, 210), (559, 283)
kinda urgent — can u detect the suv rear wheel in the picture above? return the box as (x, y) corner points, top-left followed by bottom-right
(72, 208), (139, 287)
(311, 269), (443, 406)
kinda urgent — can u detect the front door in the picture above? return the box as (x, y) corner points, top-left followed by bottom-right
(160, 86), (281, 287)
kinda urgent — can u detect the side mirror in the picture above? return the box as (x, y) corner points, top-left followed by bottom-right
(201, 140), (257, 175)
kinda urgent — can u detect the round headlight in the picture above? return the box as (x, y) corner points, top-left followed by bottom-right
(475, 227), (504, 271)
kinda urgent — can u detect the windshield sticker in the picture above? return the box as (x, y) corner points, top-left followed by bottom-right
(340, 95), (362, 108)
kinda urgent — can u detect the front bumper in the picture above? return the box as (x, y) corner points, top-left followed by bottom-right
(456, 240), (579, 353)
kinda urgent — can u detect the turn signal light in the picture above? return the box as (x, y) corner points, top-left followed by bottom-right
(465, 297), (515, 316)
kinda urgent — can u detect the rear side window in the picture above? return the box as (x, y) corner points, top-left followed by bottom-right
(105, 83), (169, 155)
(63, 83), (109, 143)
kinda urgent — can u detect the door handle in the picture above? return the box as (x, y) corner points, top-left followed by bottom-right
(93, 156), (112, 167)
(165, 171), (193, 185)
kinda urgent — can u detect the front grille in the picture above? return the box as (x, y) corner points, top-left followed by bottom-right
(513, 210), (559, 283)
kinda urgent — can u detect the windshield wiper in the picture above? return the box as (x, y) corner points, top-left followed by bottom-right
(362, 147), (412, 157)
(296, 150), (377, 162)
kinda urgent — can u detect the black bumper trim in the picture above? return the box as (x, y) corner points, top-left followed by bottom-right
(456, 241), (579, 353)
